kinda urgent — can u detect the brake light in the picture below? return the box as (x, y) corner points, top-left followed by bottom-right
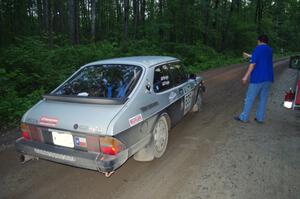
(22, 132), (31, 140)
(86, 136), (125, 155)
(99, 137), (125, 155)
(30, 125), (43, 142)
(86, 135), (101, 152)
(20, 123), (31, 140)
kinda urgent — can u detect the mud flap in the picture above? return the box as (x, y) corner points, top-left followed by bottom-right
(133, 141), (154, 161)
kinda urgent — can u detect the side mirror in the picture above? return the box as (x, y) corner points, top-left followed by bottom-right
(189, 73), (196, 80)
(289, 56), (300, 70)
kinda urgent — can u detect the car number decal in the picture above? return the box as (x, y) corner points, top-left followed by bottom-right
(129, 114), (143, 127)
(184, 91), (193, 115)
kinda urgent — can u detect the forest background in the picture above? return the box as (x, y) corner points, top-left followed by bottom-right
(0, 0), (300, 130)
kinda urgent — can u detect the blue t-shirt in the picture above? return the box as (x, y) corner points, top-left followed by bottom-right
(249, 44), (274, 83)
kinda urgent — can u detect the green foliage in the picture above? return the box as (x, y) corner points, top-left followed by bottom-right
(1, 0), (300, 131)
(0, 38), (242, 129)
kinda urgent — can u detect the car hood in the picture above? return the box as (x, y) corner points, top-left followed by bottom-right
(22, 100), (125, 135)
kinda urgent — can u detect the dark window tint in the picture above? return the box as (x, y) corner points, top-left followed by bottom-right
(168, 62), (188, 86)
(153, 64), (172, 92)
(53, 64), (142, 99)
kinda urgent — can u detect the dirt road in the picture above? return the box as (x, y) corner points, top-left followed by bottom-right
(1, 59), (299, 199)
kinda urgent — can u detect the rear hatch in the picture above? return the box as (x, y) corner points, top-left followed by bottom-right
(23, 99), (124, 135)
(21, 98), (127, 154)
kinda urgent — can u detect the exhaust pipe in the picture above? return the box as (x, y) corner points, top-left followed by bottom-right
(20, 154), (36, 164)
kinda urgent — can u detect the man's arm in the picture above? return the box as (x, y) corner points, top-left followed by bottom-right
(243, 52), (252, 59)
(242, 63), (255, 84)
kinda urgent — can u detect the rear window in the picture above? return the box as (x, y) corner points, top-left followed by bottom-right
(53, 64), (142, 99)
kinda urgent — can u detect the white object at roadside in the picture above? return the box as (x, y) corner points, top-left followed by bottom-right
(283, 101), (293, 109)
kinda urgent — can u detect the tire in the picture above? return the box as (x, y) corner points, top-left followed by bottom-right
(152, 115), (169, 158)
(133, 115), (169, 161)
(191, 91), (203, 112)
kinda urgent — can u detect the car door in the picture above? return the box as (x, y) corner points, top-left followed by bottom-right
(168, 62), (196, 116)
(153, 62), (196, 127)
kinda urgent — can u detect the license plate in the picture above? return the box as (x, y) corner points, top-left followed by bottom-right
(52, 131), (74, 148)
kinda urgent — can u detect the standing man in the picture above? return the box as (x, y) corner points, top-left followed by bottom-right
(235, 35), (274, 123)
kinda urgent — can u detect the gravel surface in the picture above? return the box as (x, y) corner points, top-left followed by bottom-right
(0, 60), (299, 199)
(175, 68), (300, 199)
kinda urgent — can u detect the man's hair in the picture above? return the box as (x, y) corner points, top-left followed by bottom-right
(258, 35), (268, 44)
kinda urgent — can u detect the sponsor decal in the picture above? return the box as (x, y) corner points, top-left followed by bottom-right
(169, 91), (177, 103)
(75, 137), (87, 148)
(34, 148), (75, 162)
(39, 116), (58, 127)
(129, 114), (143, 127)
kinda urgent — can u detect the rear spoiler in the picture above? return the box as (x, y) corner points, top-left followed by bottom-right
(43, 94), (127, 105)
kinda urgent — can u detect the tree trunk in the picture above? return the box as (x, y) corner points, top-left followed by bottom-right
(43, 0), (49, 32)
(47, 0), (53, 48)
(115, 0), (122, 23)
(140, 0), (145, 37)
(68, 0), (75, 44)
(203, 0), (210, 45)
(91, 0), (96, 42)
(123, 0), (129, 40)
(221, 0), (230, 51)
(158, 0), (164, 39)
(75, 0), (80, 44)
(53, 0), (64, 34)
(44, 0), (53, 47)
(36, 0), (43, 33)
(140, 0), (145, 24)
(133, 0), (140, 38)
(68, 0), (79, 44)
(255, 0), (263, 33)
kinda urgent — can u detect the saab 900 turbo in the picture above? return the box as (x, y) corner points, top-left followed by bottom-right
(15, 56), (205, 177)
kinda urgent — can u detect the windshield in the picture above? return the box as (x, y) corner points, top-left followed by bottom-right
(53, 64), (142, 99)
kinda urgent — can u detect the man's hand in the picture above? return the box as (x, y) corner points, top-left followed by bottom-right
(242, 63), (255, 85)
(243, 52), (251, 59)
(242, 76), (248, 84)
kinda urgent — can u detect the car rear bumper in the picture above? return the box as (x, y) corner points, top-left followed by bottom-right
(15, 138), (129, 172)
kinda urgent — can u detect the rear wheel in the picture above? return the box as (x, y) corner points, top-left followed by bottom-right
(133, 115), (169, 161)
(152, 116), (169, 158)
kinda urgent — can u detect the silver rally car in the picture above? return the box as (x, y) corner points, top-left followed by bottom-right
(16, 56), (205, 177)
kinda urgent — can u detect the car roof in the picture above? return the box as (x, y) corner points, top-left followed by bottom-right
(84, 56), (179, 68)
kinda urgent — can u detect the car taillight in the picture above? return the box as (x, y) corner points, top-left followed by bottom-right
(87, 136), (125, 155)
(21, 123), (31, 140)
(86, 135), (101, 152)
(100, 137), (125, 155)
(30, 125), (43, 142)
(20, 123), (43, 142)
